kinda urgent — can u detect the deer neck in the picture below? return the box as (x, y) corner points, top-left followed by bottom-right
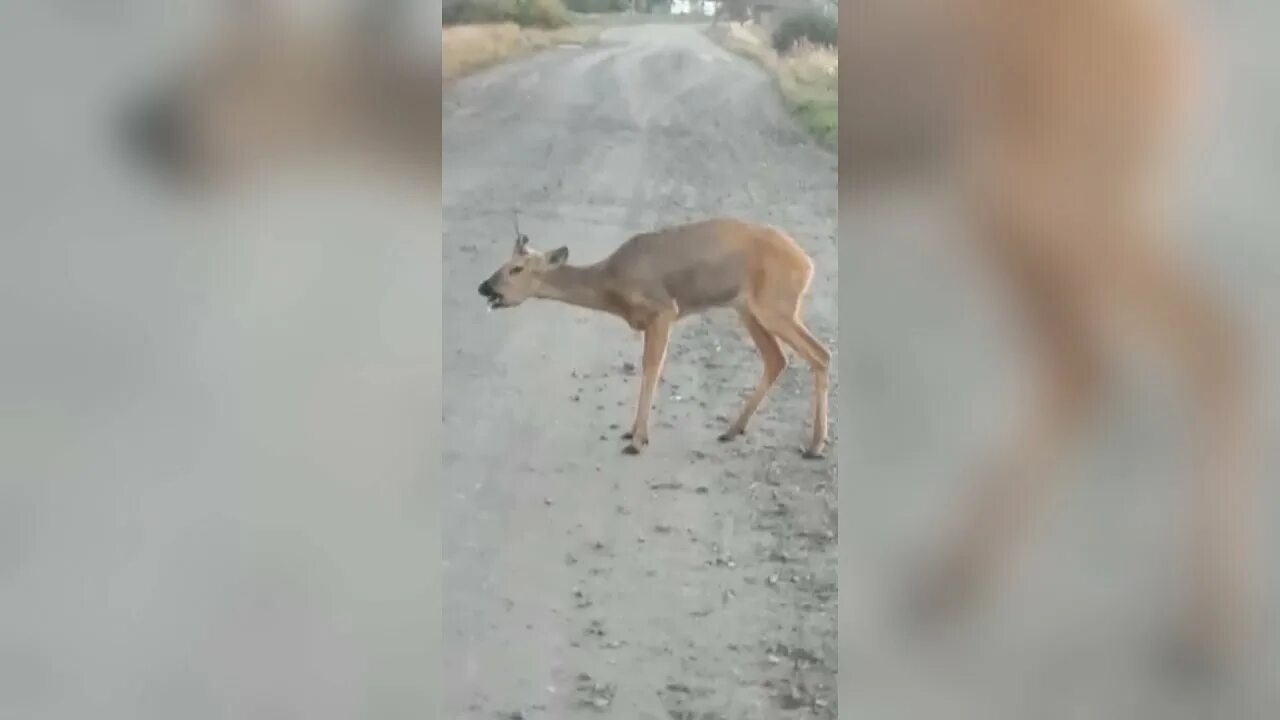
(536, 263), (618, 315)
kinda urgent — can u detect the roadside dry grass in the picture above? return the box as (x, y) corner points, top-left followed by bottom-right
(443, 23), (603, 80)
(568, 10), (711, 27)
(709, 22), (837, 148)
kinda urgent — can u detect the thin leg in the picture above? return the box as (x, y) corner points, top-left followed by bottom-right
(720, 310), (787, 441)
(1129, 249), (1255, 662)
(793, 320), (831, 458)
(920, 342), (1102, 623)
(917, 251), (1104, 625)
(624, 312), (674, 455)
(755, 311), (830, 458)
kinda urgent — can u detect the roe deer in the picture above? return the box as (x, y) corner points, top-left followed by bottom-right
(848, 0), (1256, 664)
(478, 217), (830, 458)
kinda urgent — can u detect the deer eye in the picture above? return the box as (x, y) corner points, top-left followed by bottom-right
(508, 266), (523, 275)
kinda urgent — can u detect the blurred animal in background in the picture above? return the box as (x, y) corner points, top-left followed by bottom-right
(122, 0), (438, 187)
(846, 0), (1256, 667)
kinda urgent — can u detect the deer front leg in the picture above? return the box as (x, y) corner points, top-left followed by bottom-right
(623, 311), (674, 455)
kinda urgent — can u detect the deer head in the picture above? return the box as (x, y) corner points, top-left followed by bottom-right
(121, 0), (435, 186)
(477, 216), (570, 310)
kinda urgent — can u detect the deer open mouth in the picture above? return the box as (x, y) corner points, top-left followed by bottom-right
(479, 282), (509, 310)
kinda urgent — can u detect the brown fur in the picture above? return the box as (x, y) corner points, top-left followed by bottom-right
(480, 218), (830, 457)
(849, 0), (1254, 662)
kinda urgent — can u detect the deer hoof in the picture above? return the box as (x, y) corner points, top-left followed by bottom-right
(622, 443), (642, 455)
(800, 447), (825, 460)
(717, 430), (741, 442)
(1161, 632), (1232, 685)
(903, 557), (985, 636)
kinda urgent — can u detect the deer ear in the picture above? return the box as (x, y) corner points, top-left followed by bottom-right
(546, 246), (569, 266)
(514, 233), (530, 255)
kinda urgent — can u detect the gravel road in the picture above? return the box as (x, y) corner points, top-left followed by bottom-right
(443, 24), (838, 719)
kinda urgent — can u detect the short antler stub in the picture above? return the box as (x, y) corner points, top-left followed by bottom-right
(513, 210), (529, 254)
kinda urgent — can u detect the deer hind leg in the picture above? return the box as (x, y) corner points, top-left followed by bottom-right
(719, 309), (787, 442)
(752, 307), (830, 459)
(1125, 244), (1254, 662)
(917, 240), (1106, 626)
(623, 308), (676, 455)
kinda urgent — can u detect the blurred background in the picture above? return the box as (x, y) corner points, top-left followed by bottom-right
(839, 0), (1278, 717)
(2, 2), (442, 718)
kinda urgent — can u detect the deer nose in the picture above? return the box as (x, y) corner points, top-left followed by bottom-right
(478, 280), (493, 297)
(123, 95), (186, 172)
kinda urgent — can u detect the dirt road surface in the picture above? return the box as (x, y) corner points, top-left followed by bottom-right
(443, 25), (838, 719)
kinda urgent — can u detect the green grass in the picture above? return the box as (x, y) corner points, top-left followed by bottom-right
(792, 97), (837, 149)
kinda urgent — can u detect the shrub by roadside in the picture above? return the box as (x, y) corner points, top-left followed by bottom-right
(709, 22), (837, 148)
(771, 8), (837, 53)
